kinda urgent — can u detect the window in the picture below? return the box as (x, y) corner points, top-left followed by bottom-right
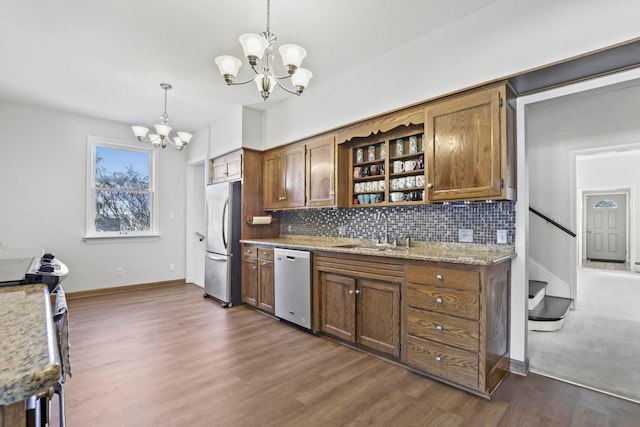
(86, 136), (157, 237)
(593, 199), (618, 209)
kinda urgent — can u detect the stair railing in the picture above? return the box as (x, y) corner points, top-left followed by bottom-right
(529, 207), (576, 238)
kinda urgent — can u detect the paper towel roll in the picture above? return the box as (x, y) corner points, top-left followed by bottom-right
(249, 215), (272, 225)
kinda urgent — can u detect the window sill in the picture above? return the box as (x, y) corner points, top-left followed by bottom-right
(83, 235), (161, 244)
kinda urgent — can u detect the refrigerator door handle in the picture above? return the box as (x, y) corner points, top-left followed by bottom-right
(206, 254), (227, 262)
(222, 198), (229, 250)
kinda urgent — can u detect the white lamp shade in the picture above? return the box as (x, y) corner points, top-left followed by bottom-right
(215, 55), (242, 77)
(154, 124), (172, 137)
(173, 137), (185, 149)
(279, 44), (307, 68)
(177, 131), (193, 144)
(149, 134), (161, 147)
(131, 126), (149, 140)
(239, 33), (269, 61)
(291, 68), (313, 88)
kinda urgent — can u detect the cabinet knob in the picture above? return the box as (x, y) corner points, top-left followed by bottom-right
(261, 262), (268, 266)
(435, 356), (442, 363)
(279, 196), (286, 201)
(436, 297), (443, 304)
(355, 289), (361, 295)
(252, 265), (257, 270)
(436, 274), (443, 280)
(436, 325), (443, 331)
(427, 183), (433, 189)
(348, 289), (355, 295)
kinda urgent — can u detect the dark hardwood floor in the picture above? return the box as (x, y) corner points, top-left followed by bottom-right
(50, 283), (640, 426)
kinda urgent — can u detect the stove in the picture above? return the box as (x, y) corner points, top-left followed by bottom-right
(0, 249), (69, 292)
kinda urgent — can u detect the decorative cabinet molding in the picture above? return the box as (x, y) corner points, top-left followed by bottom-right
(337, 106), (424, 144)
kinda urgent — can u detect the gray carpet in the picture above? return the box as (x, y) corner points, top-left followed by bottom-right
(528, 268), (640, 402)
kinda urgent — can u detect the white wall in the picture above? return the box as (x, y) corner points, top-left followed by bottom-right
(577, 151), (640, 267)
(0, 100), (187, 292)
(263, 0), (640, 147)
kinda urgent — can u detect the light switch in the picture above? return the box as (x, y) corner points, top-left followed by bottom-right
(497, 230), (507, 244)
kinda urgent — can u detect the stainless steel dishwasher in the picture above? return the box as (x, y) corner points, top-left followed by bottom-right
(274, 248), (312, 330)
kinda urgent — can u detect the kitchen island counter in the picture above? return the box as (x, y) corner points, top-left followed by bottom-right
(240, 236), (515, 266)
(0, 283), (60, 422)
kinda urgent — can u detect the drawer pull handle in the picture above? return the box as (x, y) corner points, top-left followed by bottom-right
(435, 356), (442, 362)
(436, 274), (443, 280)
(436, 325), (443, 331)
(262, 252), (268, 256)
(436, 297), (443, 304)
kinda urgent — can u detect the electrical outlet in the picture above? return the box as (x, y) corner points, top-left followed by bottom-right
(169, 263), (175, 271)
(338, 226), (346, 236)
(458, 229), (474, 243)
(497, 230), (508, 244)
(116, 267), (124, 277)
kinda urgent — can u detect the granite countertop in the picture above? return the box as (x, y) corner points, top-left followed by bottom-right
(240, 236), (515, 266)
(0, 284), (60, 406)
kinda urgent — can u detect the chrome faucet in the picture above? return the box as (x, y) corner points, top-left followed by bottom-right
(376, 211), (389, 244)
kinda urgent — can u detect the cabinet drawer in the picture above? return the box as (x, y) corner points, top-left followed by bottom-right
(406, 307), (478, 352)
(243, 246), (258, 258)
(406, 335), (478, 389)
(258, 248), (274, 261)
(407, 265), (479, 292)
(407, 284), (479, 320)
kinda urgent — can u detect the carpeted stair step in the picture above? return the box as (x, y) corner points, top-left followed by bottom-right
(528, 295), (573, 332)
(528, 280), (547, 310)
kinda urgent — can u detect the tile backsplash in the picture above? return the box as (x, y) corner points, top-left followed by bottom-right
(278, 202), (516, 245)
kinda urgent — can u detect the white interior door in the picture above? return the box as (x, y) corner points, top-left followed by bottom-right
(586, 194), (626, 262)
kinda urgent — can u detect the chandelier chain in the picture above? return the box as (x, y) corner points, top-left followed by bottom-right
(266, 0), (271, 34)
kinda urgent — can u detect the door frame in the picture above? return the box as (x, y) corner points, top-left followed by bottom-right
(581, 189), (630, 266)
(186, 158), (206, 287)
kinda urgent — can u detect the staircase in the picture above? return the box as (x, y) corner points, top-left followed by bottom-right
(528, 280), (573, 332)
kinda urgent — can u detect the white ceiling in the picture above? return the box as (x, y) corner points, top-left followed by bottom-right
(0, 0), (500, 133)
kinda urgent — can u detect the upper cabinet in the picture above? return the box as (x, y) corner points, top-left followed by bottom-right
(263, 144), (305, 210)
(260, 82), (516, 210)
(264, 133), (338, 210)
(305, 134), (336, 208)
(210, 150), (242, 183)
(424, 84), (516, 202)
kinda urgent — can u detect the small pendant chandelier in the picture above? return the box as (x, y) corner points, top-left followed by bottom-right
(131, 83), (193, 151)
(214, 0), (313, 101)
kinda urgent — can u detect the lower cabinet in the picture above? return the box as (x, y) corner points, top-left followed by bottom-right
(403, 261), (511, 397)
(241, 245), (275, 314)
(315, 254), (402, 358)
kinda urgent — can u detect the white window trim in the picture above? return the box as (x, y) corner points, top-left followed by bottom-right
(85, 135), (158, 239)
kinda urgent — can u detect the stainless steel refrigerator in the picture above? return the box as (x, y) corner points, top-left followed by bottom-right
(204, 180), (242, 307)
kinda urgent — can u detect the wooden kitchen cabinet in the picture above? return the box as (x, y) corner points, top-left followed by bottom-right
(305, 133), (337, 207)
(263, 145), (305, 210)
(241, 245), (274, 313)
(210, 150), (242, 183)
(257, 248), (275, 313)
(424, 84), (516, 202)
(315, 253), (402, 358)
(403, 260), (511, 397)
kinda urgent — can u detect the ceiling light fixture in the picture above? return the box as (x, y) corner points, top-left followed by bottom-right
(131, 83), (193, 151)
(214, 0), (313, 101)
